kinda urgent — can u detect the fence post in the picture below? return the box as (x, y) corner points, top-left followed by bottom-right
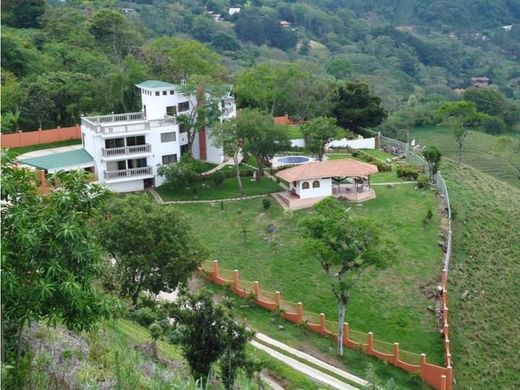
(440, 375), (447, 390)
(444, 324), (449, 338)
(366, 332), (374, 353)
(319, 313), (326, 334)
(254, 281), (260, 299)
(343, 322), (349, 346)
(420, 354), (427, 380)
(38, 127), (42, 144)
(212, 260), (219, 281)
(275, 291), (281, 309)
(444, 307), (449, 323)
(297, 302), (303, 322)
(393, 343), (400, 365)
(444, 339), (450, 364)
(233, 270), (239, 290)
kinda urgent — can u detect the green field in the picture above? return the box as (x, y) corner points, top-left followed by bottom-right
(176, 184), (445, 363)
(411, 126), (520, 188)
(441, 161), (520, 388)
(156, 176), (283, 201)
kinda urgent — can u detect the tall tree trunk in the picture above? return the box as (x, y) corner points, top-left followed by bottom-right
(457, 141), (463, 164)
(255, 154), (264, 177)
(337, 300), (347, 356)
(234, 152), (244, 196)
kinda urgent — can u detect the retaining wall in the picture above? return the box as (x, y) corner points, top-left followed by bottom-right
(1, 126), (81, 148)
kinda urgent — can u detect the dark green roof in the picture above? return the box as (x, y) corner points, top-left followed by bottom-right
(18, 149), (94, 171)
(136, 80), (177, 89)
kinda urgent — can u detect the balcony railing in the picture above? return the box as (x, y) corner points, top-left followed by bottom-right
(104, 166), (153, 180)
(102, 144), (152, 157)
(82, 112), (176, 135)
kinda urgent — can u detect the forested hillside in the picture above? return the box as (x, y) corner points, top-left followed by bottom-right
(2, 0), (519, 135)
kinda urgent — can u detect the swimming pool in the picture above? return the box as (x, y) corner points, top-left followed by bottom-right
(272, 155), (314, 168)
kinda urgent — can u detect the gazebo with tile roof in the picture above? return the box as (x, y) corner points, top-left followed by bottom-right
(274, 159), (378, 209)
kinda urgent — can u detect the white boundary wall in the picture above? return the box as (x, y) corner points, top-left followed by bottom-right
(289, 137), (376, 149)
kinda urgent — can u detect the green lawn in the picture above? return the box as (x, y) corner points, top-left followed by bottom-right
(4, 139), (82, 157)
(411, 125), (520, 188)
(359, 148), (394, 162)
(176, 184), (445, 363)
(441, 160), (520, 388)
(156, 176), (283, 201)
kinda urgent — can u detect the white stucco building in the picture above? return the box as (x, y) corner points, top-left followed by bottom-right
(80, 80), (236, 193)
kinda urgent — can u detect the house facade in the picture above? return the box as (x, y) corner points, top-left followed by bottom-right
(81, 80), (236, 193)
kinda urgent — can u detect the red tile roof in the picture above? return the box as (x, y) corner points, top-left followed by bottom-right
(273, 115), (299, 125)
(275, 159), (378, 182)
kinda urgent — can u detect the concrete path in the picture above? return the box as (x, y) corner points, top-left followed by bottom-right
(200, 156), (237, 175)
(251, 340), (360, 389)
(255, 333), (368, 388)
(16, 144), (84, 159)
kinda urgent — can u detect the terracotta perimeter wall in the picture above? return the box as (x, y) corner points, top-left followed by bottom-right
(1, 126), (81, 149)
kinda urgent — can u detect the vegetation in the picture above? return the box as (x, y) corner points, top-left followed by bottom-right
(422, 145), (442, 182)
(302, 198), (393, 355)
(411, 126), (520, 188)
(177, 186), (444, 361)
(1, 158), (117, 385)
(441, 160), (520, 388)
(96, 195), (205, 305)
(300, 116), (345, 161)
(156, 176), (283, 202)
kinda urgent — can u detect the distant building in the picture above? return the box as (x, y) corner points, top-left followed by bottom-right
(280, 20), (291, 28)
(121, 8), (136, 14)
(502, 25), (513, 32)
(394, 25), (415, 32)
(206, 11), (223, 22)
(471, 76), (491, 88)
(452, 88), (466, 96)
(228, 7), (241, 16)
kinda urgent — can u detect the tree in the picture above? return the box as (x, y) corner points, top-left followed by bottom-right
(439, 101), (483, 163)
(157, 156), (199, 190)
(331, 82), (387, 133)
(176, 81), (230, 152)
(1, 0), (45, 28)
(142, 37), (223, 82)
(173, 291), (254, 386)
(1, 157), (116, 375)
(301, 116), (346, 161)
(463, 87), (508, 117)
(422, 145), (442, 182)
(301, 198), (390, 356)
(211, 119), (245, 196)
(211, 32), (240, 52)
(236, 109), (290, 176)
(96, 195), (206, 305)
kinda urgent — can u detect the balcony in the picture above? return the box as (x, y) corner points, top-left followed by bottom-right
(102, 144), (152, 158)
(104, 166), (153, 181)
(82, 112), (177, 135)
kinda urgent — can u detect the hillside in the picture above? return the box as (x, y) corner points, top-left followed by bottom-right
(412, 126), (520, 188)
(441, 160), (520, 387)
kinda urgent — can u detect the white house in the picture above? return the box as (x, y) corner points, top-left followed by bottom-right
(228, 7), (241, 16)
(80, 80), (236, 193)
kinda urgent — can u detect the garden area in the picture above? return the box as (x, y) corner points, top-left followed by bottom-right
(176, 181), (445, 364)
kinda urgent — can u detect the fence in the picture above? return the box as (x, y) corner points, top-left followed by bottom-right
(200, 260), (453, 390)
(1, 126), (81, 148)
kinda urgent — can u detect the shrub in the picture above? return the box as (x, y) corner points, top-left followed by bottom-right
(396, 165), (421, 180)
(417, 174), (429, 189)
(212, 171), (224, 189)
(130, 307), (159, 327)
(262, 197), (271, 210)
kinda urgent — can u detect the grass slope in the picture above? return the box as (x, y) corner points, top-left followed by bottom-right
(442, 160), (520, 388)
(411, 126), (520, 188)
(176, 184), (445, 363)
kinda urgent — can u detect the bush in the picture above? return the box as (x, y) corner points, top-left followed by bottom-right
(262, 197), (271, 210)
(396, 165), (422, 180)
(417, 174), (429, 189)
(212, 171), (224, 189)
(482, 115), (506, 135)
(130, 307), (158, 327)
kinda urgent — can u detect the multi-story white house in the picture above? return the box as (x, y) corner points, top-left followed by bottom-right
(81, 80), (236, 193)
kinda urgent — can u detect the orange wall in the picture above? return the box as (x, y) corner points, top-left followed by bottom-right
(1, 126), (81, 149)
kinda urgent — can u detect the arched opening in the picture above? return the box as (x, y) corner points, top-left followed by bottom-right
(302, 181), (310, 190)
(312, 180), (320, 188)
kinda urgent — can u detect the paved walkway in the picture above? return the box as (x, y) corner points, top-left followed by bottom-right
(16, 144), (84, 159)
(371, 181), (416, 186)
(252, 334), (367, 389)
(148, 189), (269, 205)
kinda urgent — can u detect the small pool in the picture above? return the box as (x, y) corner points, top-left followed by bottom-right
(272, 155), (314, 168)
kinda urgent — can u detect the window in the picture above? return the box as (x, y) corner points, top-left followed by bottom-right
(105, 138), (124, 149)
(170, 90), (175, 95)
(162, 91), (167, 95)
(302, 181), (310, 190)
(128, 158), (147, 169)
(143, 105), (147, 117)
(162, 154), (178, 165)
(312, 180), (320, 188)
(178, 101), (190, 112)
(161, 132), (176, 143)
(166, 106), (177, 116)
(179, 123), (188, 133)
(126, 135), (145, 146)
(155, 91), (160, 96)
